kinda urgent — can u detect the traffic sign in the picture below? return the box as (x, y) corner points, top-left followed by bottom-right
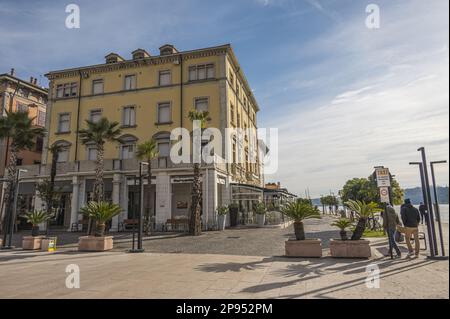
(379, 187), (390, 203)
(375, 168), (391, 187)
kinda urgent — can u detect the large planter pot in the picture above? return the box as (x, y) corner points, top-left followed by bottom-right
(285, 239), (322, 258)
(330, 239), (371, 258)
(256, 214), (266, 227)
(22, 236), (44, 250)
(217, 215), (226, 231)
(78, 236), (113, 252)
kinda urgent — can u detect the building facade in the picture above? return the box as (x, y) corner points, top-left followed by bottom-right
(0, 70), (48, 217)
(18, 44), (265, 231)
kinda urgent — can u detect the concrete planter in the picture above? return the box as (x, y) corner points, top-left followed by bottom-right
(285, 239), (322, 258)
(78, 236), (113, 252)
(256, 214), (266, 227)
(217, 215), (227, 231)
(330, 239), (371, 258)
(22, 236), (44, 250)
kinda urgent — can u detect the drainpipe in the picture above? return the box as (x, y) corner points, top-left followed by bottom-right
(74, 70), (83, 164)
(179, 54), (183, 128)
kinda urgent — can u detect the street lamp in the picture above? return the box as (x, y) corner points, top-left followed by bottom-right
(409, 161), (436, 258)
(1, 169), (28, 249)
(129, 161), (148, 253)
(417, 147), (439, 256)
(430, 160), (448, 258)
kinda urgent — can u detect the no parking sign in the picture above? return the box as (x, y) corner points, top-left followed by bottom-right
(379, 187), (390, 203)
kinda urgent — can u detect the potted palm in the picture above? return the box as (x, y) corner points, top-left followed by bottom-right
(22, 210), (50, 250)
(282, 200), (322, 257)
(255, 202), (267, 227)
(216, 206), (229, 231)
(329, 200), (380, 258)
(331, 218), (353, 241)
(78, 201), (122, 251)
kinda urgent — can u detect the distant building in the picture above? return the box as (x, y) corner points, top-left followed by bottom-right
(264, 182), (297, 208)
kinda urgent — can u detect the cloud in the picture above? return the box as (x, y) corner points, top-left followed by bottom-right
(263, 0), (449, 197)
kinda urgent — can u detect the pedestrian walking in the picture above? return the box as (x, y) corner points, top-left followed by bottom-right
(400, 199), (421, 258)
(383, 204), (402, 258)
(419, 202), (428, 225)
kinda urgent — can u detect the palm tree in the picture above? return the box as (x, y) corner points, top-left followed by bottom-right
(282, 201), (321, 240)
(331, 217), (354, 240)
(136, 139), (159, 234)
(187, 109), (209, 236)
(0, 111), (45, 236)
(345, 199), (381, 240)
(39, 144), (64, 235)
(80, 201), (122, 237)
(23, 210), (51, 237)
(79, 118), (121, 235)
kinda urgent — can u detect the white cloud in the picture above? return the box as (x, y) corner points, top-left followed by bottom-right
(263, 0), (449, 197)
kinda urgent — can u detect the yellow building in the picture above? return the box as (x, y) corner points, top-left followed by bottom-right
(21, 44), (265, 231)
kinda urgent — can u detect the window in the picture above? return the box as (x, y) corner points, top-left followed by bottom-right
(236, 84), (240, 98)
(188, 64), (215, 81)
(195, 97), (208, 112)
(121, 144), (135, 159)
(87, 146), (97, 161)
(124, 75), (136, 90)
(90, 109), (102, 123)
(70, 82), (78, 96)
(58, 113), (70, 133)
(122, 106), (136, 127)
(230, 103), (235, 124)
(237, 111), (241, 127)
(230, 70), (234, 86)
(57, 148), (69, 163)
(158, 142), (170, 157)
(157, 102), (171, 124)
(159, 70), (171, 86)
(37, 110), (46, 126)
(35, 137), (43, 152)
(17, 103), (28, 113)
(56, 84), (64, 98)
(92, 79), (104, 95)
(16, 158), (23, 166)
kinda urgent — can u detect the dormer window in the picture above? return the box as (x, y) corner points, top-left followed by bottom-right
(132, 49), (150, 60)
(159, 44), (178, 56)
(105, 53), (124, 64)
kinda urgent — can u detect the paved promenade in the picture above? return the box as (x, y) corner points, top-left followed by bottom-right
(0, 216), (448, 299)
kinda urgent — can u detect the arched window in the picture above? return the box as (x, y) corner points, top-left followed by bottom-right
(118, 134), (138, 160)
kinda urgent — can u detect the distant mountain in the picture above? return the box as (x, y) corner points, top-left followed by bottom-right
(310, 186), (449, 206)
(404, 186), (449, 205)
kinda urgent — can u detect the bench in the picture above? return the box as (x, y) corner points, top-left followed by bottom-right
(118, 219), (139, 232)
(165, 218), (189, 232)
(71, 220), (88, 232)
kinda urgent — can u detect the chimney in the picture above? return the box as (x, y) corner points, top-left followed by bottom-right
(33, 78), (38, 85)
(277, 182), (281, 189)
(10, 68), (15, 76)
(30, 76), (34, 83)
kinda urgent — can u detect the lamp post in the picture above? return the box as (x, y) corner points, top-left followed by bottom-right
(409, 162), (436, 258)
(430, 160), (448, 258)
(129, 162), (148, 253)
(1, 169), (28, 249)
(417, 147), (439, 256)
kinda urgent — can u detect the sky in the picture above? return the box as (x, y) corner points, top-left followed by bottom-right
(0, 0), (448, 197)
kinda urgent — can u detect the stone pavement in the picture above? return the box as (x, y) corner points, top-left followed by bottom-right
(0, 216), (448, 299)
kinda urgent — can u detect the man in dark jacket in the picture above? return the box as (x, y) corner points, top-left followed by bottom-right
(383, 204), (402, 258)
(419, 202), (428, 225)
(400, 199), (421, 257)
